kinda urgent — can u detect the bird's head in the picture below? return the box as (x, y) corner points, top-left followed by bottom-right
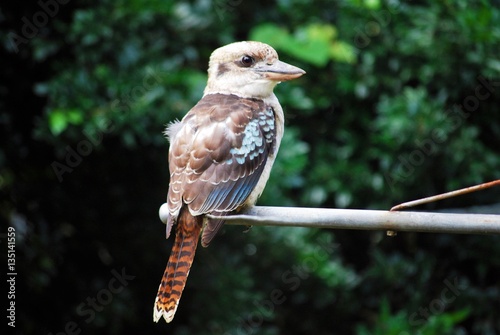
(204, 41), (305, 99)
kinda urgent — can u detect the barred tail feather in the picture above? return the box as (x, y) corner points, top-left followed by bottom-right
(153, 209), (202, 323)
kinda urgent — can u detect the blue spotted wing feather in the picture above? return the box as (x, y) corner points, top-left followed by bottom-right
(166, 93), (276, 246)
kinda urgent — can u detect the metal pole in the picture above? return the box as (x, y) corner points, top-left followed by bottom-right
(215, 206), (500, 235)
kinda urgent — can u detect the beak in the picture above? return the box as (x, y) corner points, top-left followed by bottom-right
(255, 60), (306, 81)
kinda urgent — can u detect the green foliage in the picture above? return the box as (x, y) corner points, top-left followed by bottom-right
(356, 298), (470, 335)
(250, 23), (357, 66)
(2, 0), (500, 335)
(260, 128), (309, 206)
(48, 108), (84, 135)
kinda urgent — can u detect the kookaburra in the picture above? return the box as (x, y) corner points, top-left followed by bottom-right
(154, 41), (305, 323)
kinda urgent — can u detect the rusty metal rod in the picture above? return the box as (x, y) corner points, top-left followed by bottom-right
(390, 180), (500, 211)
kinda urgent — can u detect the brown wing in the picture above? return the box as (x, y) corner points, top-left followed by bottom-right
(166, 93), (276, 244)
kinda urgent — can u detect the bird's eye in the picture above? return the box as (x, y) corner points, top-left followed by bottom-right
(240, 55), (255, 67)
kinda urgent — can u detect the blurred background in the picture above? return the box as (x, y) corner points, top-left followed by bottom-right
(2, 0), (500, 334)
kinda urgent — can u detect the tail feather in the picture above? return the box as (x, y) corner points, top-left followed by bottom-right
(154, 209), (202, 323)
